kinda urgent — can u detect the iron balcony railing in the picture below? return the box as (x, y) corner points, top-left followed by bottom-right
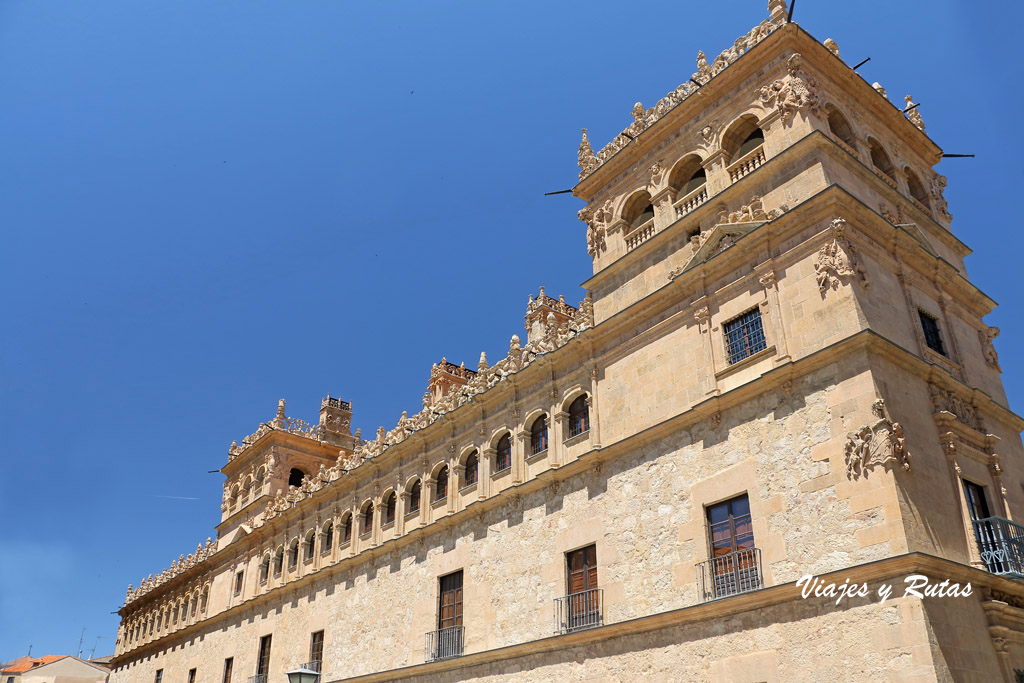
(973, 516), (1024, 578)
(425, 625), (464, 662)
(696, 547), (763, 602)
(303, 661), (322, 674)
(247, 676), (267, 683)
(554, 588), (603, 634)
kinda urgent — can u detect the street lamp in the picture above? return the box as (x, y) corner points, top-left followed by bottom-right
(285, 668), (319, 683)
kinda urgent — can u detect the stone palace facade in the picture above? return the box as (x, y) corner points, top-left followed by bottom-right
(108, 2), (1024, 681)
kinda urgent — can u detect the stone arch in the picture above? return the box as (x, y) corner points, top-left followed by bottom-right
(273, 545), (284, 575)
(303, 528), (316, 561)
(668, 153), (707, 201)
(528, 412), (550, 455)
(359, 499), (375, 536)
(339, 512), (353, 543)
(405, 479), (422, 514)
(382, 489), (398, 525)
(868, 137), (896, 180)
(620, 189), (654, 229)
(721, 113), (765, 163)
(905, 166), (929, 206)
(824, 103), (857, 149)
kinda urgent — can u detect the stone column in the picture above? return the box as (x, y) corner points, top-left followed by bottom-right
(513, 429), (527, 484)
(757, 268), (790, 363)
(694, 302), (718, 396)
(482, 447), (495, 497)
(551, 409), (567, 468)
(702, 149), (729, 195)
(588, 366), (601, 449)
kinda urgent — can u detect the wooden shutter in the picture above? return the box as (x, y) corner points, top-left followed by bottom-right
(567, 545), (597, 595)
(438, 571), (463, 629)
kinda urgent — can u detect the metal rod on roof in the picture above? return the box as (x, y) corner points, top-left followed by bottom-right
(903, 102), (920, 113)
(942, 154), (975, 158)
(689, 77), (702, 88)
(852, 57), (871, 70)
(544, 190), (573, 196)
(787, 0), (795, 22)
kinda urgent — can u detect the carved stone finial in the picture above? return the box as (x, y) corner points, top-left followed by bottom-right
(872, 82), (888, 100)
(768, 0), (787, 21)
(478, 351), (488, 372)
(823, 38), (840, 58)
(904, 95), (925, 131)
(577, 128), (599, 180)
(758, 53), (819, 125)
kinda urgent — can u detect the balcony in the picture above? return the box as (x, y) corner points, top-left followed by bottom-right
(624, 219), (655, 251)
(425, 625), (464, 662)
(726, 145), (765, 183)
(696, 547), (763, 602)
(674, 184), (708, 218)
(554, 588), (603, 634)
(973, 516), (1024, 578)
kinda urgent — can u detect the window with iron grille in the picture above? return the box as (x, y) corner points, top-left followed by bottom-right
(918, 309), (946, 356)
(723, 309), (767, 364)
(309, 630), (324, 673)
(188, 668), (196, 683)
(495, 434), (511, 472)
(234, 570), (244, 595)
(155, 670), (163, 683)
(434, 466), (449, 501)
(408, 481), (421, 513)
(222, 658), (233, 683)
(384, 492), (396, 524)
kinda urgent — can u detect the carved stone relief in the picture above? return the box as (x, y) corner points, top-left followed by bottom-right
(844, 399), (910, 478)
(930, 384), (984, 432)
(759, 53), (820, 125)
(980, 327), (1001, 371)
(814, 218), (869, 292)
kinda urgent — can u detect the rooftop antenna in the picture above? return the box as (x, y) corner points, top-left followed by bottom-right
(942, 153), (975, 158)
(88, 636), (103, 660)
(543, 189), (573, 196)
(78, 627), (86, 658)
(27, 645), (32, 656)
(787, 0), (795, 22)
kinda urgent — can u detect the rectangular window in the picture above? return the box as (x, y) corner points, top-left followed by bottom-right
(723, 309), (767, 364)
(308, 630), (324, 673)
(919, 309), (946, 356)
(256, 635), (272, 681)
(188, 669), (196, 683)
(963, 480), (991, 522)
(704, 494), (760, 598)
(155, 671), (163, 683)
(234, 570), (244, 595)
(438, 571), (464, 630)
(222, 658), (233, 683)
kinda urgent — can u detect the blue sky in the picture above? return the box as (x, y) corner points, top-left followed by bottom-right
(1, 0), (1022, 662)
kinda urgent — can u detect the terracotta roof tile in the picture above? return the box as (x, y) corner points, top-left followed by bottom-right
(2, 656), (66, 674)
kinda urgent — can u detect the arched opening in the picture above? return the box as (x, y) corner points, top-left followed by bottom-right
(341, 514), (353, 543)
(868, 138), (896, 180)
(906, 167), (929, 205)
(434, 465), (449, 501)
(240, 477), (252, 506)
(288, 539), (299, 569)
(304, 530), (316, 561)
(669, 155), (707, 201)
(384, 492), (397, 525)
(321, 521), (334, 554)
(273, 546), (284, 575)
(495, 433), (512, 472)
(722, 115), (765, 163)
(464, 451), (479, 487)
(199, 587), (208, 613)
(361, 503), (374, 536)
(259, 555), (270, 583)
(826, 105), (856, 149)
(189, 595), (198, 619)
(622, 191), (654, 230)
(288, 468), (306, 488)
(568, 395), (590, 438)
(408, 480), (421, 513)
(530, 414), (549, 455)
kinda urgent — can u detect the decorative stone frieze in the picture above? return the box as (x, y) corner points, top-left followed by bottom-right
(125, 539), (215, 605)
(814, 218), (869, 293)
(844, 399), (910, 478)
(930, 384), (984, 432)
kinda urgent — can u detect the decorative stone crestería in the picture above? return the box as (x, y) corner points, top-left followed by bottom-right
(577, 128), (599, 180)
(872, 82), (888, 100)
(758, 53), (820, 125)
(823, 38), (840, 58)
(814, 218), (869, 292)
(844, 399), (910, 478)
